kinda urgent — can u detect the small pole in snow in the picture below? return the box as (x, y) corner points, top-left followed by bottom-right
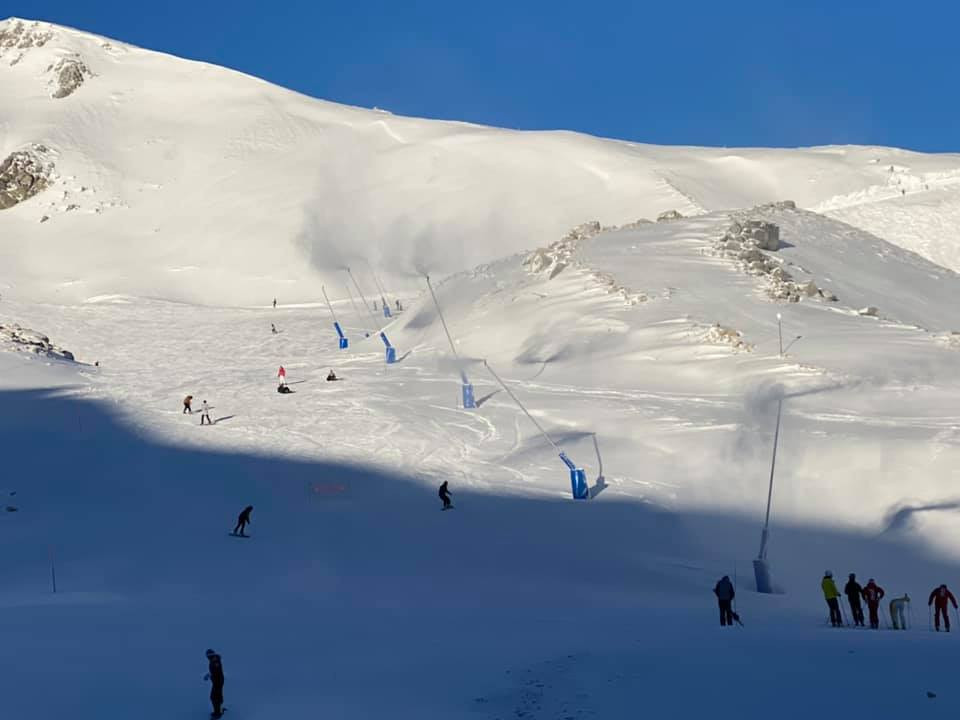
(777, 313), (783, 357)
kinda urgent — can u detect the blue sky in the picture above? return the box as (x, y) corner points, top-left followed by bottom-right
(16, 0), (960, 151)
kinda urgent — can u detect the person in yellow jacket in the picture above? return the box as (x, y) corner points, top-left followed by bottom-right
(822, 571), (843, 627)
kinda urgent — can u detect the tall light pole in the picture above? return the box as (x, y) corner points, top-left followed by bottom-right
(754, 397), (783, 594)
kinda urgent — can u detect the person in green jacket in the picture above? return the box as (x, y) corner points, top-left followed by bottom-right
(822, 570), (843, 627)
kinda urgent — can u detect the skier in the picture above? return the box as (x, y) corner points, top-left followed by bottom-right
(889, 594), (910, 630)
(200, 400), (212, 426)
(232, 505), (253, 537)
(204, 648), (225, 718)
(928, 584), (958, 632)
(395, 299), (402, 311)
(277, 365), (286, 386)
(271, 323), (277, 335)
(183, 395), (194, 414)
(862, 578), (885, 629)
(844, 573), (865, 627)
(438, 481), (452, 510)
(272, 298), (277, 308)
(713, 575), (735, 627)
(821, 571), (843, 627)
(277, 383), (294, 394)
(326, 370), (338, 381)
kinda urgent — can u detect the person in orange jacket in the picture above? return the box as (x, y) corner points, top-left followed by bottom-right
(928, 584), (958, 632)
(862, 578), (885, 629)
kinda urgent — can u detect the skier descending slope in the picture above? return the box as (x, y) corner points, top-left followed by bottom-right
(713, 575), (735, 627)
(277, 365), (286, 386)
(232, 505), (253, 537)
(821, 571), (843, 627)
(862, 578), (885, 629)
(928, 584), (958, 632)
(438, 481), (453, 510)
(203, 648), (225, 718)
(844, 573), (865, 627)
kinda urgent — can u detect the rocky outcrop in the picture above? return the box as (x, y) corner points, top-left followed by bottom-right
(712, 218), (838, 304)
(524, 221), (601, 279)
(0, 19), (54, 65)
(656, 209), (684, 223)
(0, 144), (56, 209)
(47, 55), (91, 98)
(706, 322), (753, 352)
(0, 323), (75, 361)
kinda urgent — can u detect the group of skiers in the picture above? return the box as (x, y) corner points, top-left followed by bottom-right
(821, 571), (957, 631)
(183, 395), (213, 425)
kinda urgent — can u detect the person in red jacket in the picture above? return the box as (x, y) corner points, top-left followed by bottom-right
(862, 578), (885, 629)
(928, 584), (958, 632)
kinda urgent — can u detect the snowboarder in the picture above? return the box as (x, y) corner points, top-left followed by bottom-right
(438, 481), (452, 510)
(862, 578), (885, 629)
(272, 298), (277, 308)
(271, 323), (277, 334)
(232, 505), (253, 537)
(821, 571), (843, 627)
(889, 594), (910, 630)
(183, 395), (194, 414)
(277, 365), (286, 386)
(200, 400), (212, 426)
(326, 370), (338, 381)
(204, 648), (225, 718)
(844, 573), (865, 627)
(714, 575), (736, 627)
(928, 584), (957, 632)
(277, 383), (294, 394)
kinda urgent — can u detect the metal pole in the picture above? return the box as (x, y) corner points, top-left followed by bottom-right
(346, 267), (382, 332)
(425, 275), (460, 361)
(777, 313), (783, 357)
(367, 261), (391, 307)
(321, 286), (340, 325)
(483, 360), (561, 454)
(344, 284), (365, 331)
(758, 398), (783, 560)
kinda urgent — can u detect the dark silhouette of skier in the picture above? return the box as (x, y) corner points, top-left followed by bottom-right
(845, 573), (865, 626)
(183, 395), (194, 414)
(277, 384), (294, 394)
(438, 481), (452, 510)
(232, 505), (253, 537)
(929, 584), (958, 631)
(272, 298), (277, 309)
(326, 369), (338, 381)
(204, 648), (225, 718)
(271, 323), (278, 334)
(713, 575), (736, 626)
(862, 578), (885, 629)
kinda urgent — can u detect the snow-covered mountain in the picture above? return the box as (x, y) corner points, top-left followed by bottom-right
(3, 16), (960, 720)
(2, 16), (960, 306)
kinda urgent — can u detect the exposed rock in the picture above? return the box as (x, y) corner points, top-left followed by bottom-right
(523, 221), (601, 279)
(0, 144), (57, 210)
(858, 306), (879, 317)
(48, 55), (92, 98)
(0, 323), (75, 361)
(656, 209), (684, 223)
(706, 323), (753, 352)
(801, 280), (819, 297)
(743, 219), (780, 251)
(0, 19), (54, 64)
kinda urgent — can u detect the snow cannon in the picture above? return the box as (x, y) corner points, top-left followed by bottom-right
(380, 331), (397, 364)
(334, 322), (348, 350)
(754, 557), (773, 594)
(560, 452), (589, 500)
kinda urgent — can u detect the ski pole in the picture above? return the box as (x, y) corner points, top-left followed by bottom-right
(839, 598), (850, 627)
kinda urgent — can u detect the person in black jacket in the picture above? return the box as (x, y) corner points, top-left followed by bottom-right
(714, 575), (736, 626)
(232, 505), (253, 537)
(204, 648), (225, 718)
(844, 573), (865, 627)
(438, 481), (452, 510)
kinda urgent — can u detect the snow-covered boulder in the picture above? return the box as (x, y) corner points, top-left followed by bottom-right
(858, 306), (879, 317)
(48, 54), (91, 98)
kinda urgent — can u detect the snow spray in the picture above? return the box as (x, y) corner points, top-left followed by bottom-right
(425, 274), (475, 408)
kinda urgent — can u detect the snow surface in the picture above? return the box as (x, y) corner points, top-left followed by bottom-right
(3, 16), (960, 720)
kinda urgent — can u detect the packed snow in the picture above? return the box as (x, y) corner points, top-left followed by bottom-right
(3, 16), (960, 720)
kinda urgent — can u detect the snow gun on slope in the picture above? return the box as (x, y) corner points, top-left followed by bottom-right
(322, 286), (348, 349)
(347, 267), (397, 363)
(483, 360), (588, 499)
(425, 274), (475, 409)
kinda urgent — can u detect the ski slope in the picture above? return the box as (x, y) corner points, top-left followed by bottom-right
(3, 16), (960, 720)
